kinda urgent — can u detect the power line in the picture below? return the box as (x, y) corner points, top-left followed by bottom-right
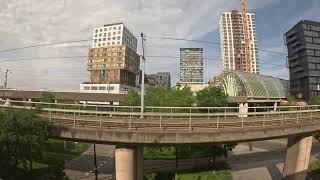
(144, 36), (288, 56)
(0, 55), (88, 63)
(0, 39), (91, 53)
(0, 35), (288, 56)
(0, 54), (287, 67)
(145, 36), (220, 45)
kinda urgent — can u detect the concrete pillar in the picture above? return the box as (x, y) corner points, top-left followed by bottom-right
(239, 103), (248, 118)
(274, 102), (278, 111)
(115, 145), (144, 180)
(282, 135), (313, 180)
(28, 98), (33, 106)
(136, 145), (144, 180)
(4, 98), (11, 107)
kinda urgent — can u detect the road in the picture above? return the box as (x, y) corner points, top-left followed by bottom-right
(63, 139), (320, 180)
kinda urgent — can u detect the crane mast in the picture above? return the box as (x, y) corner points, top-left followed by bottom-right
(240, 0), (252, 73)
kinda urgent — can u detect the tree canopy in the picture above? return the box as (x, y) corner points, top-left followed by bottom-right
(0, 108), (52, 177)
(196, 86), (228, 107)
(124, 87), (195, 107)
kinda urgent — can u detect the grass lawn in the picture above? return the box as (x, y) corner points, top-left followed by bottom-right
(308, 159), (320, 178)
(0, 139), (89, 179)
(176, 170), (232, 180)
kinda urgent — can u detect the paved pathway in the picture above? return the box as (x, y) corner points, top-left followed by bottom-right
(63, 139), (320, 180)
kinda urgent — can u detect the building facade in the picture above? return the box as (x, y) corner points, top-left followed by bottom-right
(82, 23), (140, 94)
(285, 20), (320, 99)
(146, 72), (171, 89)
(88, 45), (140, 86)
(219, 10), (259, 74)
(179, 48), (204, 84)
(92, 23), (137, 52)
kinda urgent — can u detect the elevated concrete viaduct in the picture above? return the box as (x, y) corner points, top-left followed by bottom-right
(0, 99), (317, 180)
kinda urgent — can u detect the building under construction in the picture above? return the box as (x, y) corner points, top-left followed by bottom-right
(219, 10), (259, 74)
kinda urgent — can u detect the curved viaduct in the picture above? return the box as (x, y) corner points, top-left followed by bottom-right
(1, 99), (318, 180)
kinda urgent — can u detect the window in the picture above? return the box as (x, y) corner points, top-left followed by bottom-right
(99, 86), (106, 90)
(84, 86), (90, 90)
(113, 32), (116, 35)
(113, 26), (116, 30)
(107, 86), (115, 90)
(91, 86), (98, 90)
(118, 26), (122, 30)
(117, 36), (121, 40)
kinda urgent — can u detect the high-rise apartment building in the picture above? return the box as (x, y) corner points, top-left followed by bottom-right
(179, 48), (204, 84)
(219, 10), (259, 74)
(81, 23), (140, 94)
(285, 20), (320, 99)
(92, 23), (137, 52)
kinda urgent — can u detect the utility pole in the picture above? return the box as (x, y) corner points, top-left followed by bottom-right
(4, 69), (11, 89)
(140, 33), (146, 118)
(93, 144), (98, 180)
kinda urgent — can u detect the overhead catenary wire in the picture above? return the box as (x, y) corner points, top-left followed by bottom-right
(0, 54), (287, 67)
(144, 36), (288, 56)
(0, 35), (288, 56)
(0, 39), (92, 53)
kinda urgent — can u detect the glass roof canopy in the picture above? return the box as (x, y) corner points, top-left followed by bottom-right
(218, 71), (288, 98)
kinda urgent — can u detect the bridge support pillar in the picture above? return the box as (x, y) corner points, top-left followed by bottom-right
(274, 102), (278, 111)
(4, 98), (11, 107)
(239, 103), (248, 117)
(115, 145), (144, 180)
(282, 135), (312, 180)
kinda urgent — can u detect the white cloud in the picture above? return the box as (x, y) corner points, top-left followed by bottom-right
(0, 0), (313, 90)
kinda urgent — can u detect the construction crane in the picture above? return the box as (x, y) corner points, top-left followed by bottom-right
(240, 0), (252, 73)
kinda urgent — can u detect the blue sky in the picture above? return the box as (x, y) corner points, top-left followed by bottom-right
(0, 0), (319, 90)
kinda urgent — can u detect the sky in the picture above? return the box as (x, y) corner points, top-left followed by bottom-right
(0, 0), (319, 91)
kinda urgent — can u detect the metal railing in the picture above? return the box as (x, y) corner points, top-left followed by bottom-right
(0, 99), (320, 132)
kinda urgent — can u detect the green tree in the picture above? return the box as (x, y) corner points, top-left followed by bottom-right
(0, 108), (52, 172)
(124, 90), (140, 106)
(41, 92), (55, 103)
(145, 87), (194, 107)
(196, 86), (227, 107)
(309, 96), (320, 105)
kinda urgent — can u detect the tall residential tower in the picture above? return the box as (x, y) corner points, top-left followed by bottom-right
(285, 20), (320, 99)
(219, 10), (259, 74)
(179, 48), (204, 84)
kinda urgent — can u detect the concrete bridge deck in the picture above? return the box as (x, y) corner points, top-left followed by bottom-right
(1, 99), (319, 180)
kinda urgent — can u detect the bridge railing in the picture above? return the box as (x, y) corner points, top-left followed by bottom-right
(1, 99), (320, 117)
(1, 99), (320, 131)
